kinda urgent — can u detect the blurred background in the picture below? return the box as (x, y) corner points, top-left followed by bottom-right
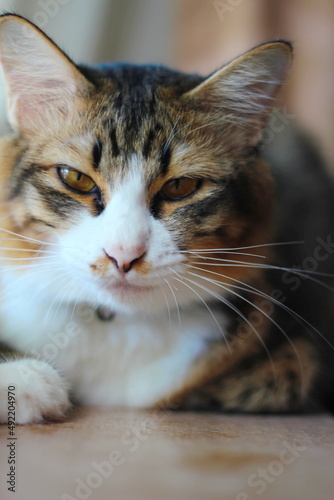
(0, 0), (333, 168)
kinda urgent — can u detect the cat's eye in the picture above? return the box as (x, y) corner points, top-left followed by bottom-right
(57, 167), (96, 193)
(160, 178), (201, 201)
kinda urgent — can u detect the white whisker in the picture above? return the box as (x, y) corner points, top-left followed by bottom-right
(160, 283), (172, 331)
(178, 241), (305, 254)
(171, 269), (232, 354)
(189, 252), (266, 260)
(181, 123), (213, 141)
(0, 255), (53, 261)
(164, 277), (181, 327)
(189, 259), (334, 283)
(163, 115), (182, 151)
(186, 263), (334, 351)
(0, 265), (69, 306)
(52, 277), (79, 325)
(29, 269), (71, 306)
(70, 278), (86, 320)
(0, 246), (57, 255)
(0, 262), (58, 273)
(0, 227), (58, 247)
(43, 275), (73, 327)
(185, 269), (303, 369)
(174, 271), (277, 373)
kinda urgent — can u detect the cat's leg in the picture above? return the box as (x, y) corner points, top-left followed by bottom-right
(0, 347), (70, 424)
(176, 339), (318, 412)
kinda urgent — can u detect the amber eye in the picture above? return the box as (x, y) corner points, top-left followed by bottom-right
(57, 167), (96, 193)
(160, 178), (201, 201)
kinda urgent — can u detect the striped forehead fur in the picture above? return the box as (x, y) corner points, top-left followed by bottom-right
(5, 60), (273, 238)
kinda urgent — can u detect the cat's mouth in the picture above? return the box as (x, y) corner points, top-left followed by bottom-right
(101, 279), (155, 298)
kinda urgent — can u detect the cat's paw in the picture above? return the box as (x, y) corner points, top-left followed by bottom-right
(0, 359), (70, 424)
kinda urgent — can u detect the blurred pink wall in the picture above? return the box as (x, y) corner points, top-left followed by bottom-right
(174, 0), (334, 169)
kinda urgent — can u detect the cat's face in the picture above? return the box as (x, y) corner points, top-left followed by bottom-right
(0, 15), (292, 313)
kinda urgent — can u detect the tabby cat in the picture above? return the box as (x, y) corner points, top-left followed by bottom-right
(0, 14), (333, 424)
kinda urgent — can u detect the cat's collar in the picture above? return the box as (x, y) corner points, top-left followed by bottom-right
(95, 307), (115, 322)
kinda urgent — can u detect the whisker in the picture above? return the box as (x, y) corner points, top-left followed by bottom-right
(0, 227), (74, 249)
(189, 252), (266, 260)
(165, 117), (206, 151)
(54, 277), (80, 325)
(171, 272), (232, 354)
(44, 276), (74, 326)
(185, 272), (333, 387)
(163, 277), (181, 327)
(160, 283), (172, 331)
(189, 260), (334, 282)
(70, 278), (86, 320)
(0, 227), (59, 247)
(52, 276), (79, 324)
(0, 266), (69, 305)
(185, 268), (303, 366)
(0, 255), (53, 262)
(53, 273), (79, 321)
(177, 241), (305, 254)
(186, 264), (334, 350)
(0, 263), (55, 273)
(163, 115), (182, 152)
(182, 277), (277, 378)
(181, 123), (214, 141)
(0, 213), (16, 223)
(73, 281), (95, 321)
(0, 247), (57, 255)
(29, 269), (71, 307)
(144, 289), (154, 318)
(0, 237), (55, 246)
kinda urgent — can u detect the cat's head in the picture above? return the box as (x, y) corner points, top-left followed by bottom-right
(0, 14), (292, 314)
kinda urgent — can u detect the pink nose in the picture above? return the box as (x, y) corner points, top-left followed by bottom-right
(104, 246), (146, 274)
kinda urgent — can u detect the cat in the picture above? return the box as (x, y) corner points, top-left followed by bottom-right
(0, 13), (333, 424)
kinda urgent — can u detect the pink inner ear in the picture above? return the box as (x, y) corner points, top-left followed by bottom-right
(6, 67), (79, 133)
(0, 17), (92, 136)
(15, 88), (71, 134)
(39, 79), (71, 89)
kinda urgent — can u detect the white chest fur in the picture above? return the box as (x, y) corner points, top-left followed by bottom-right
(0, 269), (228, 407)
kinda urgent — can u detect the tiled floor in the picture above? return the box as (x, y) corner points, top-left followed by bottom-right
(0, 408), (333, 500)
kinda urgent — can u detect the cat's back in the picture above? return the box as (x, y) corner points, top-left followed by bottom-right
(263, 124), (334, 410)
(263, 122), (334, 268)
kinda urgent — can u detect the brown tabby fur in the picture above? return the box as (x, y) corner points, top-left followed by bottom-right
(0, 14), (332, 416)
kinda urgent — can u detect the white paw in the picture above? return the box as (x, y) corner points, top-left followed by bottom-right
(0, 359), (70, 424)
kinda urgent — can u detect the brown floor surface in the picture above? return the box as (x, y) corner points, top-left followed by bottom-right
(0, 408), (333, 500)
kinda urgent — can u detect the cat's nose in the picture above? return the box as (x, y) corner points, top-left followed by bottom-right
(104, 246), (146, 274)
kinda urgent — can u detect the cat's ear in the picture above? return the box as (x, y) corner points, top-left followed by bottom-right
(0, 14), (92, 137)
(183, 41), (292, 148)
